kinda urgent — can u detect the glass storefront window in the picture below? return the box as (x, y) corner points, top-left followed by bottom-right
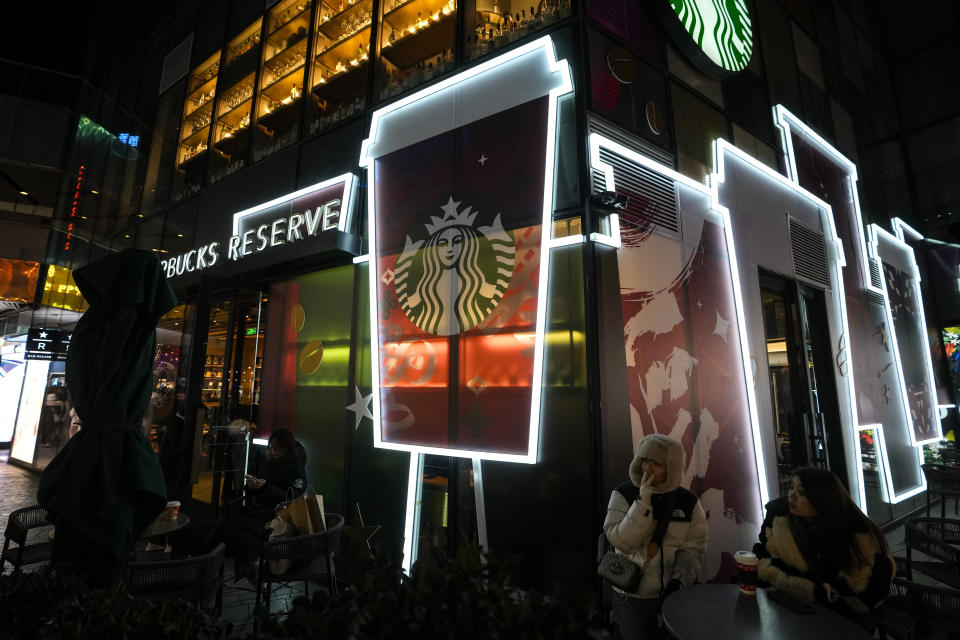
(378, 0), (456, 100)
(308, 0), (373, 134)
(254, 0), (312, 161)
(210, 21), (262, 183)
(464, 0), (569, 61)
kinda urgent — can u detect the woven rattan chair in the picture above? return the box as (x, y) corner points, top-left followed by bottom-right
(255, 512), (343, 613)
(904, 517), (960, 589)
(127, 542), (226, 613)
(921, 464), (960, 518)
(883, 577), (960, 640)
(1, 505), (53, 574)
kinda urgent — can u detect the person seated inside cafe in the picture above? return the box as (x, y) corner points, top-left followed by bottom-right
(205, 427), (306, 583)
(603, 433), (708, 640)
(753, 466), (894, 629)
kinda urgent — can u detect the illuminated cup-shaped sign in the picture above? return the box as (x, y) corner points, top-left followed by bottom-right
(360, 37), (572, 463)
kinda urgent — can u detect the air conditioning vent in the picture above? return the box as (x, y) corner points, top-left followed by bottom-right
(594, 146), (680, 234)
(789, 218), (831, 289)
(869, 257), (882, 290)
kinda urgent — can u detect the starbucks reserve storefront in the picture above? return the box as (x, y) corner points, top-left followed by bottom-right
(144, 39), (602, 589)
(123, 34), (951, 596)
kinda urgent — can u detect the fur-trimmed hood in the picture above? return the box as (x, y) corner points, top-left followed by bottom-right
(629, 434), (685, 493)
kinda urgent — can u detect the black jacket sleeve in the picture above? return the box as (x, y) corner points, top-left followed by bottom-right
(256, 459), (307, 508)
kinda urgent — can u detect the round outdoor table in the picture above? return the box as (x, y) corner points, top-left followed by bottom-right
(140, 513), (191, 539)
(661, 584), (871, 640)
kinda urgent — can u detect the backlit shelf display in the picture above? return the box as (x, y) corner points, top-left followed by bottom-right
(214, 73), (255, 157)
(310, 0), (372, 133)
(379, 0), (456, 100)
(465, 0), (569, 60)
(256, 0), (312, 155)
(178, 53), (220, 166)
(224, 20), (262, 68)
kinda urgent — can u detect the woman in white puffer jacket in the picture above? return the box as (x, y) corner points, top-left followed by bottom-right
(603, 433), (707, 639)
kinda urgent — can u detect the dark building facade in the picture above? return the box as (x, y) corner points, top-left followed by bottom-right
(3, 0), (960, 593)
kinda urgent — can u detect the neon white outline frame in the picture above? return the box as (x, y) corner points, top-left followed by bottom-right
(773, 106), (884, 297)
(869, 223), (943, 445)
(711, 135), (863, 507)
(359, 36), (572, 467)
(548, 233), (586, 248)
(587, 132), (770, 511)
(231, 173), (356, 236)
(891, 217), (950, 436)
(586, 138), (626, 249)
(774, 105), (926, 503)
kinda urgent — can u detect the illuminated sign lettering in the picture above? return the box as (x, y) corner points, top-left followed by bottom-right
(160, 174), (355, 279)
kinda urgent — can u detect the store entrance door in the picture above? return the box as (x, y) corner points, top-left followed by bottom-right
(760, 272), (846, 497)
(181, 279), (267, 518)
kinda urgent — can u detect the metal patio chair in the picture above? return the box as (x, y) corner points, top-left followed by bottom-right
(921, 464), (960, 519)
(883, 577), (960, 640)
(127, 542), (226, 613)
(1, 505), (53, 574)
(904, 517), (960, 589)
(255, 512), (344, 613)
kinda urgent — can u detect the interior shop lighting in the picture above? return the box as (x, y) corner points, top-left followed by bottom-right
(852, 424), (890, 505)
(773, 105), (926, 504)
(869, 223), (944, 446)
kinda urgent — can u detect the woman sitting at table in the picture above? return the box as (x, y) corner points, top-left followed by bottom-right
(603, 433), (707, 639)
(753, 466), (894, 628)
(206, 427), (306, 583)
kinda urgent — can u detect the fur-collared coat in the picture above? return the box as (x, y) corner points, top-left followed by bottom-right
(753, 498), (894, 614)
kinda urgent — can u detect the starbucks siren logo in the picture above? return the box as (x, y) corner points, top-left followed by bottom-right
(669, 0), (753, 74)
(395, 196), (514, 336)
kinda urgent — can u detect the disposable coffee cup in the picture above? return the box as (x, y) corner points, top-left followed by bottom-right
(164, 501), (181, 520)
(735, 551), (758, 595)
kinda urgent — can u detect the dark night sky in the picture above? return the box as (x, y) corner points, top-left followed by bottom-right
(1, 5), (98, 75)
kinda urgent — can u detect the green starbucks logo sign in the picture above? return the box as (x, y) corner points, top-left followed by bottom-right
(395, 196), (514, 336)
(658, 0), (753, 77)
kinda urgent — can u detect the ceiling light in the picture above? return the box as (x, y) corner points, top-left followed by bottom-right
(19, 191), (28, 196)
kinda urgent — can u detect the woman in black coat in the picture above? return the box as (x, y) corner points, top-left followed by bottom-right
(753, 467), (894, 629)
(206, 428), (306, 582)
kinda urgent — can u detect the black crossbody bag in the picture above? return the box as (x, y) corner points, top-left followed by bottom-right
(598, 491), (676, 592)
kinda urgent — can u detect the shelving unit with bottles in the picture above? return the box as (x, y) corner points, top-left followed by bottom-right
(258, 0), (313, 135)
(214, 21), (263, 161)
(178, 53), (221, 167)
(466, 0), (569, 60)
(202, 354), (226, 407)
(310, 0), (372, 132)
(379, 0), (456, 99)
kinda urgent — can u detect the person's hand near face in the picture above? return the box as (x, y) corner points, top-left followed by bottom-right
(638, 457), (667, 503)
